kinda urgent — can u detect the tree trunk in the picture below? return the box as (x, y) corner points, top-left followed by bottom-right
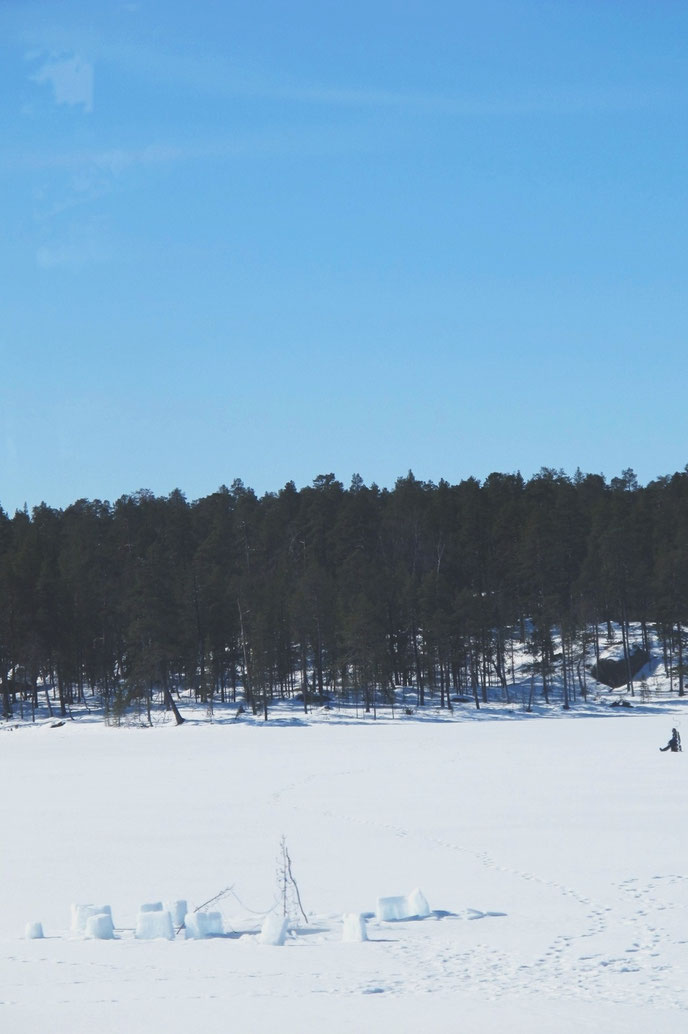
(678, 621), (684, 697)
(561, 624), (570, 710)
(163, 674), (184, 725)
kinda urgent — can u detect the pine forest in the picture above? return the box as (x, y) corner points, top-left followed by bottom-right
(2, 466), (688, 723)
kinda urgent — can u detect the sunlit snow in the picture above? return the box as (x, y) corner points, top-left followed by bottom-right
(1, 694), (687, 1032)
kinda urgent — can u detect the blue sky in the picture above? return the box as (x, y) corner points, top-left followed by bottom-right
(1, 0), (687, 513)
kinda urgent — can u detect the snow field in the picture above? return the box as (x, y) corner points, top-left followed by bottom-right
(1, 709), (688, 1032)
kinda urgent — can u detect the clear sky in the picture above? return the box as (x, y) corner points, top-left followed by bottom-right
(1, 1), (687, 513)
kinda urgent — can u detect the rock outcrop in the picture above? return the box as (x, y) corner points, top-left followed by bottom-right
(590, 647), (650, 689)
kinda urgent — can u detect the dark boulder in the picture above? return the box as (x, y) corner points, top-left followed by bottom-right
(591, 647), (650, 689)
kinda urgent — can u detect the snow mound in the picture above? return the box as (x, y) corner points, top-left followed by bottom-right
(86, 913), (115, 939)
(139, 901), (163, 913)
(407, 888), (431, 917)
(184, 911), (224, 939)
(259, 913), (288, 945)
(164, 899), (188, 927)
(70, 904), (113, 935)
(342, 913), (368, 942)
(25, 921), (44, 939)
(135, 909), (175, 940)
(376, 888), (430, 921)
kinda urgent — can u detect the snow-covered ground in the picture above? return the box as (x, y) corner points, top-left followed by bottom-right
(2, 705), (688, 1033)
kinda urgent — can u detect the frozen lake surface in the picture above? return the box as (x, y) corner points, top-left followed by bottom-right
(1, 706), (687, 1032)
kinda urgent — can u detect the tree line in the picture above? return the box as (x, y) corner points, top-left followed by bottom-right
(1, 466), (687, 722)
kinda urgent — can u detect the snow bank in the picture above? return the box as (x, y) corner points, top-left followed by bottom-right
(184, 911), (224, 939)
(86, 913), (115, 940)
(376, 889), (430, 921)
(135, 909), (175, 940)
(25, 921), (44, 939)
(70, 904), (113, 935)
(259, 913), (288, 945)
(342, 913), (368, 942)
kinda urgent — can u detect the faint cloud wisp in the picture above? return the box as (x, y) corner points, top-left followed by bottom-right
(30, 53), (94, 113)
(36, 226), (110, 271)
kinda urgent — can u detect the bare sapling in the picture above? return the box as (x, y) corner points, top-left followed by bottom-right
(276, 835), (308, 927)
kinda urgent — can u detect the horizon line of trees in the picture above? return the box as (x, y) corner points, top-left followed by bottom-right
(1, 465), (687, 723)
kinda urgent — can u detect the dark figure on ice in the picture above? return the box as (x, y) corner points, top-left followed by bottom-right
(660, 728), (682, 752)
